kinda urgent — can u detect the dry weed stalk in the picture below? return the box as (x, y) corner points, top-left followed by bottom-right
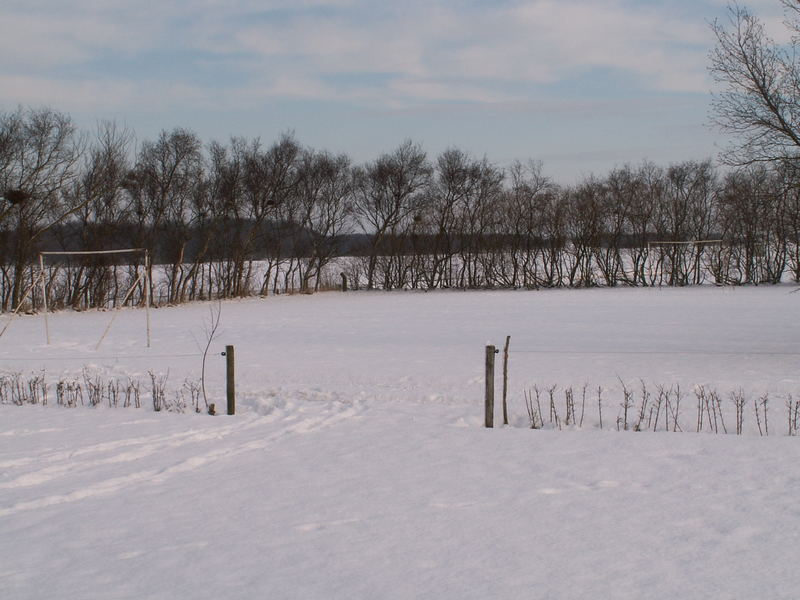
(787, 395), (800, 436)
(731, 388), (745, 435)
(597, 386), (604, 430)
(564, 387), (575, 426)
(579, 383), (588, 428)
(524, 389), (542, 429)
(618, 378), (633, 431)
(634, 379), (649, 432)
(548, 385), (560, 429)
(149, 371), (168, 412)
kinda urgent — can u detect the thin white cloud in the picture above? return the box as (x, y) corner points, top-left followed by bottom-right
(0, 0), (749, 111)
(0, 74), (212, 114)
(220, 0), (717, 103)
(387, 78), (516, 105)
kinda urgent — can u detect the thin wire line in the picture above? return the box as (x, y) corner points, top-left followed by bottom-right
(0, 353), (203, 362)
(511, 349), (800, 356)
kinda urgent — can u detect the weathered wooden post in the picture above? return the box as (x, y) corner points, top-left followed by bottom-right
(485, 344), (497, 428)
(502, 335), (511, 426)
(40, 253), (50, 345)
(225, 345), (235, 415)
(144, 249), (151, 348)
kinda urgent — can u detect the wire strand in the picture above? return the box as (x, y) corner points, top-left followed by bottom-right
(510, 349), (800, 356)
(0, 352), (203, 362)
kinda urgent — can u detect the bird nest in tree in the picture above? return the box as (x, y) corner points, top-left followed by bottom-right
(3, 189), (31, 205)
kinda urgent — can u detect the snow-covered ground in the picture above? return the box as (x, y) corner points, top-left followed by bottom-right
(2, 286), (800, 598)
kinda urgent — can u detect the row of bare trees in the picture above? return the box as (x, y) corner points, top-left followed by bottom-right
(2, 106), (800, 311)
(347, 154), (800, 290)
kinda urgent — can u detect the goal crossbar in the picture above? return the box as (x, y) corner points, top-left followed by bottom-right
(39, 248), (148, 256)
(647, 239), (724, 247)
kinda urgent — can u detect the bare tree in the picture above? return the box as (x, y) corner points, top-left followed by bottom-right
(204, 135), (302, 298)
(619, 162), (664, 286)
(352, 140), (431, 289)
(710, 1), (800, 166)
(500, 160), (553, 289)
(249, 134), (302, 295)
(563, 179), (603, 288)
(651, 161), (717, 286)
(125, 128), (204, 304)
(203, 137), (253, 298)
(59, 121), (136, 309)
(296, 149), (353, 291)
(717, 165), (787, 283)
(0, 107), (84, 310)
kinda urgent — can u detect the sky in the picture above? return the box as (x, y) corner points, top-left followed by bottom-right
(0, 0), (790, 183)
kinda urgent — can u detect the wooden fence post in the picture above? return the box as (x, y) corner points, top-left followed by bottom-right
(40, 253), (50, 345)
(485, 344), (496, 428)
(225, 344), (235, 415)
(502, 335), (511, 426)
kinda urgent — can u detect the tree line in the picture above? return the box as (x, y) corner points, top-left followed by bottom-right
(5, 0), (800, 310)
(1, 105), (800, 312)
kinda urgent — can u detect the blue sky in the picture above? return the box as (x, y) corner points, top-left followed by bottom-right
(0, 0), (788, 182)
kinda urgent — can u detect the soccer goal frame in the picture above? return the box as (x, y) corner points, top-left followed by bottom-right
(646, 239), (724, 248)
(645, 239), (725, 285)
(36, 248), (152, 349)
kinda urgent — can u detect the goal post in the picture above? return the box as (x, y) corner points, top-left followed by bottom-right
(37, 248), (152, 348)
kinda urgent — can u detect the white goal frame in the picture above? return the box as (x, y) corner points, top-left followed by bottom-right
(645, 239), (724, 286)
(36, 248), (152, 349)
(646, 239), (724, 248)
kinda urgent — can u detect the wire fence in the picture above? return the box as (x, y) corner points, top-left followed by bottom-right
(481, 340), (800, 435)
(0, 352), (203, 362)
(510, 349), (800, 356)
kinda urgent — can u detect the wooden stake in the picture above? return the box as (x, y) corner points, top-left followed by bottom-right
(485, 345), (496, 428)
(39, 253), (50, 345)
(502, 335), (511, 425)
(145, 250), (151, 348)
(225, 345), (235, 416)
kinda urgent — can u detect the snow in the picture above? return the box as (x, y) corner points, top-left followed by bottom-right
(2, 286), (800, 598)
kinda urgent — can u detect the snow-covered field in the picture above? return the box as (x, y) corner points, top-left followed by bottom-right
(2, 286), (800, 599)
